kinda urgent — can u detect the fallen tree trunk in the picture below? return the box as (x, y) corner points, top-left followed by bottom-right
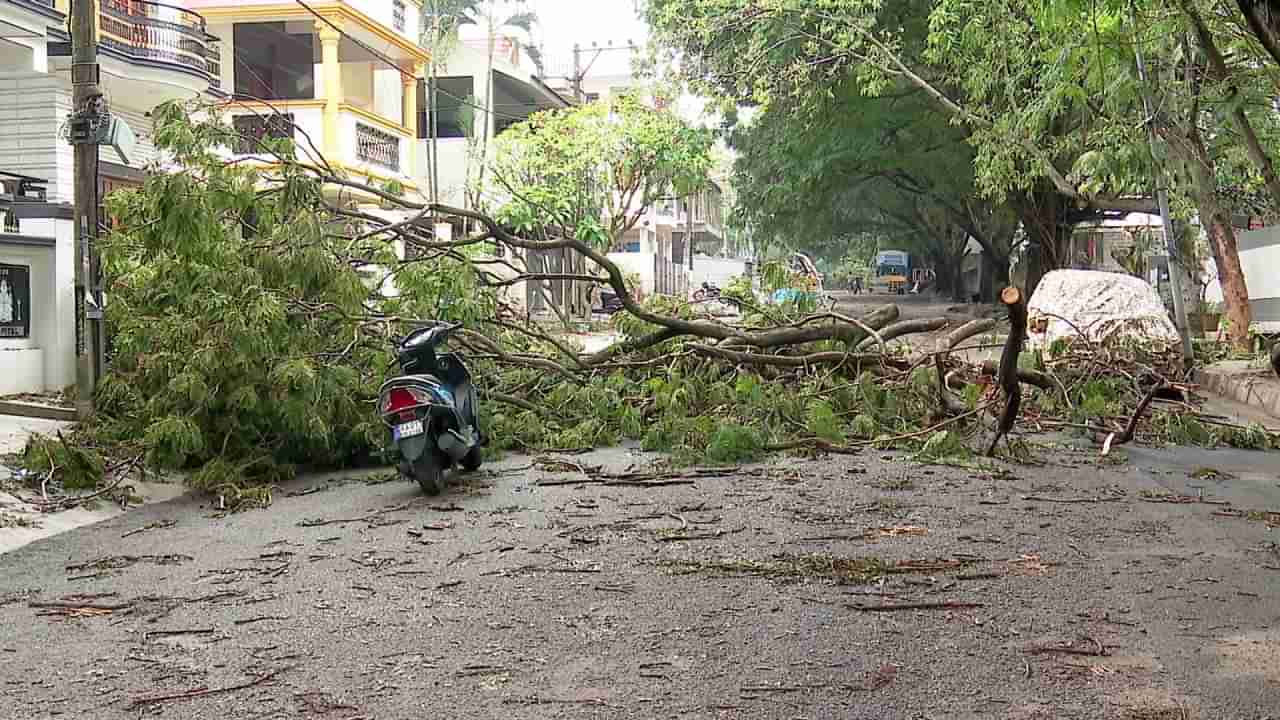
(1101, 384), (1164, 454)
(987, 287), (1028, 456)
(935, 319), (998, 418)
(979, 361), (1055, 391)
(689, 344), (884, 369)
(855, 318), (950, 350)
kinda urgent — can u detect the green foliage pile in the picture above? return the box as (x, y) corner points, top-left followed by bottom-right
(41, 104), (491, 506)
(21, 433), (104, 490)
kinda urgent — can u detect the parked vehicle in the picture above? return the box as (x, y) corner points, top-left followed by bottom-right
(693, 281), (722, 301)
(872, 250), (911, 294)
(596, 288), (625, 314)
(378, 323), (483, 495)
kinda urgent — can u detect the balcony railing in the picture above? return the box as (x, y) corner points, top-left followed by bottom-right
(355, 122), (400, 173)
(99, 0), (221, 86)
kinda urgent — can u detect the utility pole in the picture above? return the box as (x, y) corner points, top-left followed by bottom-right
(571, 43), (582, 103)
(685, 194), (694, 295)
(70, 0), (103, 418)
(1133, 15), (1194, 363)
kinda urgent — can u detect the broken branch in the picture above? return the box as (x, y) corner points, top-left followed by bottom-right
(987, 287), (1027, 456)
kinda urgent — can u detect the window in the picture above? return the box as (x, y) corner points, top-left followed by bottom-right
(418, 77), (474, 139)
(393, 0), (406, 32)
(233, 23), (315, 100)
(231, 114), (296, 155)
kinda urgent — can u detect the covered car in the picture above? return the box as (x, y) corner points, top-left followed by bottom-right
(1026, 269), (1180, 349)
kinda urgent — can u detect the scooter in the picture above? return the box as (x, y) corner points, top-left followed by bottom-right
(377, 322), (483, 495)
(693, 282), (722, 302)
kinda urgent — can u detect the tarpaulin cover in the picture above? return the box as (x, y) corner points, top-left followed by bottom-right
(1026, 269), (1180, 348)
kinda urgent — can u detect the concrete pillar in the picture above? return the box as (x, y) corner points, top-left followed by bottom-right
(317, 21), (343, 161)
(402, 63), (421, 180)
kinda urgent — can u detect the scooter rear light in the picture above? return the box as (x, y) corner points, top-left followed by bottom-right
(383, 388), (426, 414)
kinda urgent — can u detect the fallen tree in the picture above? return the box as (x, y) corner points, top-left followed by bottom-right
(10, 101), (1276, 510)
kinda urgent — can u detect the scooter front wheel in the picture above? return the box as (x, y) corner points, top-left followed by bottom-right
(410, 455), (445, 495)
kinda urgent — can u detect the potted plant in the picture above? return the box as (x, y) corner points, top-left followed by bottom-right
(1192, 298), (1222, 334)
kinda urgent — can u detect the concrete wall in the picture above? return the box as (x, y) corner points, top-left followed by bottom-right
(347, 0), (419, 44)
(0, 218), (73, 395)
(0, 73), (68, 200)
(607, 252), (657, 296)
(0, 73), (158, 203)
(1204, 226), (1280, 331)
(419, 137), (470, 207)
(691, 256), (745, 288)
(0, 1), (50, 74)
(342, 62), (375, 110)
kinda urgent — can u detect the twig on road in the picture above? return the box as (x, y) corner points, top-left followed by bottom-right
(121, 520), (177, 538)
(845, 601), (985, 612)
(128, 668), (288, 708)
(1024, 637), (1107, 657)
(1021, 495), (1126, 504)
(297, 500), (421, 527)
(143, 628), (215, 641)
(233, 615), (290, 626)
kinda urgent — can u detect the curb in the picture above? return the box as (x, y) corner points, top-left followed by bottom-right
(1195, 367), (1280, 421)
(0, 401), (77, 423)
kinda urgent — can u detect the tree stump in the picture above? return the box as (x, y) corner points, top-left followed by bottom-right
(987, 286), (1027, 456)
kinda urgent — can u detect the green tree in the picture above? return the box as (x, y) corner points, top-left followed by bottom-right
(93, 103), (494, 502)
(724, 76), (1017, 300)
(490, 95), (714, 247)
(648, 0), (1276, 345)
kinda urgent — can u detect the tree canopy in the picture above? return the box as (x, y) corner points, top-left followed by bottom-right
(647, 0), (1280, 343)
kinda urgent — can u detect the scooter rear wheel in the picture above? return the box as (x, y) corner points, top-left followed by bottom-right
(411, 456), (445, 495)
(461, 447), (483, 472)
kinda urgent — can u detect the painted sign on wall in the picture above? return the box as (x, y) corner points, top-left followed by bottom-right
(0, 263), (31, 339)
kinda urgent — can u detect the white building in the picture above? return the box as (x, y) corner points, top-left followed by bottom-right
(1, 0), (221, 395)
(420, 34), (570, 209)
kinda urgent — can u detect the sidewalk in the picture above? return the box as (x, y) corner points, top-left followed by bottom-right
(1195, 360), (1280, 421)
(0, 414), (185, 556)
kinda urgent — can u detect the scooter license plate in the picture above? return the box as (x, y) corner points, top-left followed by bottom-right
(394, 420), (424, 440)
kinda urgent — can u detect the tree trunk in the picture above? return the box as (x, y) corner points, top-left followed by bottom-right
(1204, 211), (1253, 347)
(1237, 0), (1280, 74)
(1011, 188), (1073, 299)
(1180, 143), (1252, 348)
(931, 256), (954, 297)
(979, 252), (1009, 303)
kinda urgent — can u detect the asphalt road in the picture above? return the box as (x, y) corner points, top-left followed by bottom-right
(3, 438), (1279, 719)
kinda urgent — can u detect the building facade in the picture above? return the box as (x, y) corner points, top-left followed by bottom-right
(185, 0), (430, 197)
(1, 0), (222, 395)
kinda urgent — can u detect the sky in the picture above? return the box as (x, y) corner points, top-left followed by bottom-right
(455, 1), (723, 132)
(458, 0), (650, 79)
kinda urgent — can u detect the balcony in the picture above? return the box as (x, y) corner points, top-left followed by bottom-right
(47, 1), (222, 102)
(224, 101), (416, 187)
(98, 0), (221, 85)
(186, 0), (421, 47)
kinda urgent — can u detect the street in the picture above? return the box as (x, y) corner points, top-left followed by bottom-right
(3, 440), (1279, 719)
